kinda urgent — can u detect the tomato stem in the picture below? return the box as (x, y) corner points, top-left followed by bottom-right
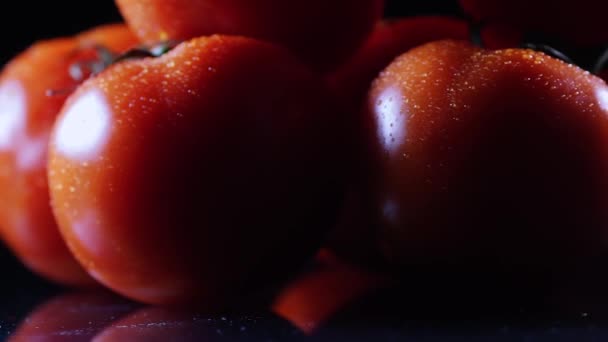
(47, 40), (183, 97)
(468, 21), (484, 48)
(520, 43), (575, 65)
(71, 44), (117, 80)
(113, 40), (181, 63)
(593, 48), (608, 75)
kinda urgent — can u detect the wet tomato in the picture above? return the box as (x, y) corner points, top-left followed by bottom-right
(0, 24), (137, 286)
(114, 0), (384, 71)
(366, 40), (608, 281)
(47, 35), (345, 307)
(329, 16), (519, 108)
(325, 17), (519, 266)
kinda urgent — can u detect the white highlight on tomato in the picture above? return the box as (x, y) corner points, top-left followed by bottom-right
(596, 86), (608, 113)
(54, 89), (111, 160)
(375, 86), (406, 155)
(0, 80), (26, 149)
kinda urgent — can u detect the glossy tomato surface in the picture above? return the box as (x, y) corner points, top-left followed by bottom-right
(326, 17), (519, 266)
(114, 0), (384, 71)
(329, 16), (520, 108)
(0, 24), (137, 286)
(366, 40), (608, 277)
(48, 35), (346, 307)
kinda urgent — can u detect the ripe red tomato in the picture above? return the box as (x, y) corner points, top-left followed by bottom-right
(460, 0), (608, 46)
(9, 291), (136, 341)
(47, 35), (346, 307)
(0, 24), (138, 286)
(326, 17), (520, 266)
(114, 0), (384, 71)
(329, 16), (519, 108)
(366, 40), (608, 279)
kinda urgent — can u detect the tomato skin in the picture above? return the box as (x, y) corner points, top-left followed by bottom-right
(366, 40), (608, 277)
(114, 0), (384, 71)
(93, 308), (200, 341)
(460, 0), (608, 46)
(92, 308), (207, 341)
(0, 24), (137, 286)
(48, 35), (346, 307)
(326, 17), (520, 266)
(329, 17), (520, 110)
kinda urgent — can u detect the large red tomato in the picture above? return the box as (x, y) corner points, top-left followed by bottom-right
(326, 17), (519, 266)
(329, 16), (519, 108)
(366, 40), (608, 280)
(47, 35), (346, 306)
(0, 24), (137, 286)
(114, 0), (384, 71)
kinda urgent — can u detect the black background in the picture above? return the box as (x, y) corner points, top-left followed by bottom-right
(0, 0), (463, 65)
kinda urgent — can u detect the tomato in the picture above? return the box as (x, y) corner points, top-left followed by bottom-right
(47, 35), (345, 307)
(9, 291), (136, 341)
(365, 40), (608, 280)
(460, 0), (608, 46)
(94, 306), (299, 341)
(326, 17), (520, 266)
(0, 24), (138, 286)
(273, 251), (389, 334)
(114, 0), (384, 71)
(329, 16), (519, 108)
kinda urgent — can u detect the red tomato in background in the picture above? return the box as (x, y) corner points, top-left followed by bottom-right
(366, 40), (608, 280)
(0, 24), (137, 286)
(329, 16), (519, 108)
(114, 0), (384, 71)
(460, 0), (608, 46)
(47, 35), (346, 307)
(92, 308), (214, 341)
(94, 306), (300, 341)
(325, 17), (519, 266)
(273, 251), (389, 335)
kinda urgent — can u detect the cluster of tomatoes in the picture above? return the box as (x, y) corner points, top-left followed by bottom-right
(2, 0), (608, 315)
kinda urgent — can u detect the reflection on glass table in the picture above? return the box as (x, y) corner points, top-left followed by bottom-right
(4, 247), (608, 341)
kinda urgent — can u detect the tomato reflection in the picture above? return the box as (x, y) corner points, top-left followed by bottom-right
(0, 81), (26, 150)
(93, 307), (301, 342)
(9, 291), (137, 342)
(0, 24), (137, 286)
(272, 252), (390, 334)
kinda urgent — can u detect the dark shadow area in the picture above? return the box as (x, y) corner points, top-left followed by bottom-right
(0, 243), (60, 340)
